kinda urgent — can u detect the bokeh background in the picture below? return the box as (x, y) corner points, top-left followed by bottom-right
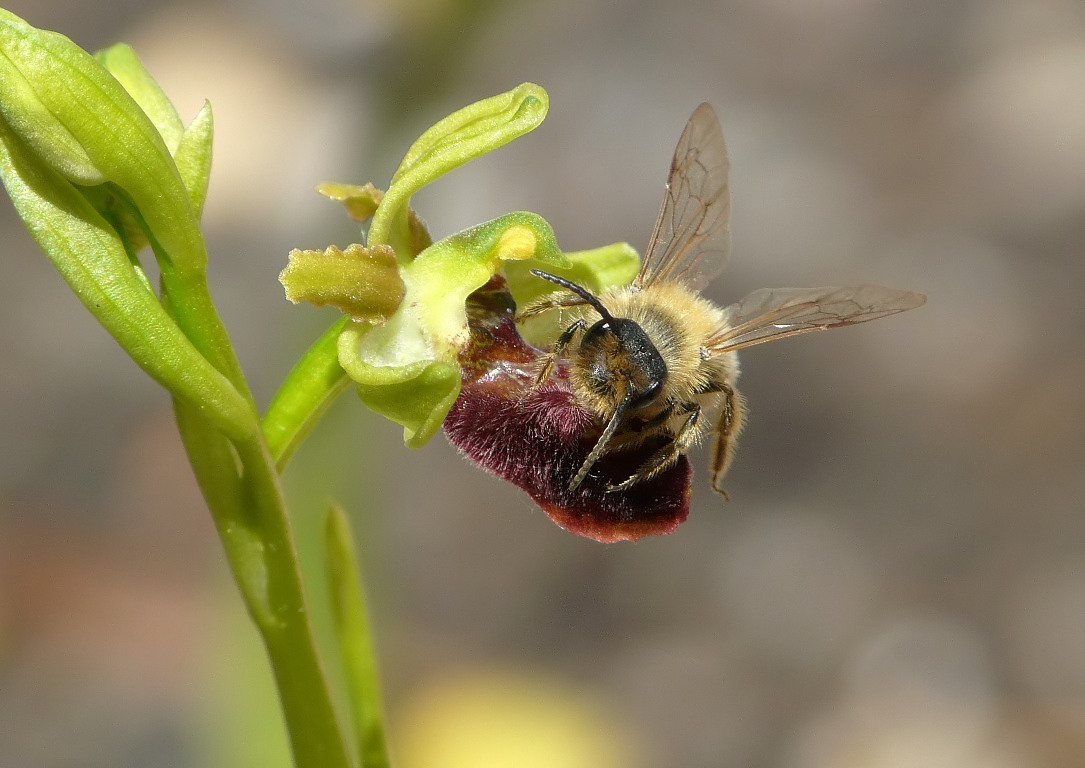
(2, 0), (1084, 766)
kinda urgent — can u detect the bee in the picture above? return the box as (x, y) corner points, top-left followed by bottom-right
(518, 104), (926, 495)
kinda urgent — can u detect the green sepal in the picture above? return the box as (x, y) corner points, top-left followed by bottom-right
(504, 241), (640, 305)
(338, 211), (568, 447)
(369, 83), (548, 261)
(96, 43), (184, 153)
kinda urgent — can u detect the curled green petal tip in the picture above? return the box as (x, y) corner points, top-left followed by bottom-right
(370, 83), (549, 260)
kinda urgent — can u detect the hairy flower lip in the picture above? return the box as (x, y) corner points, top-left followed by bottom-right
(443, 277), (691, 543)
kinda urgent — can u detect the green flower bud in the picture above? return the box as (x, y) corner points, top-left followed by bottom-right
(0, 10), (207, 272)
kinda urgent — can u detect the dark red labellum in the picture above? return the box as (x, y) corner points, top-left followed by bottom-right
(443, 278), (691, 542)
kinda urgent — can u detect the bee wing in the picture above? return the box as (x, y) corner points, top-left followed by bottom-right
(634, 103), (731, 291)
(707, 285), (926, 353)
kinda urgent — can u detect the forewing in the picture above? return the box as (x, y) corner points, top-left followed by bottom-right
(707, 285), (926, 353)
(635, 103), (731, 291)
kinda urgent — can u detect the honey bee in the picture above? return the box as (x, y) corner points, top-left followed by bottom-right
(518, 104), (926, 495)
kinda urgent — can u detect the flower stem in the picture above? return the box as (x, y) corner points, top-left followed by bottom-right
(163, 279), (352, 768)
(174, 398), (353, 768)
(263, 318), (351, 470)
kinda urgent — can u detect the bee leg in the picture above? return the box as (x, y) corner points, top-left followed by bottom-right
(533, 318), (586, 387)
(517, 292), (591, 320)
(709, 383), (745, 499)
(570, 395), (631, 491)
(607, 404), (701, 492)
(609, 401), (678, 446)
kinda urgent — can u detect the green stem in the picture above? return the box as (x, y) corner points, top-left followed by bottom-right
(174, 400), (353, 768)
(263, 318), (351, 470)
(162, 275), (352, 767)
(153, 250), (250, 402)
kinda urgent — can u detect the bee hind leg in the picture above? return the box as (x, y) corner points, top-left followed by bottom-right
(710, 383), (745, 499)
(607, 403), (701, 493)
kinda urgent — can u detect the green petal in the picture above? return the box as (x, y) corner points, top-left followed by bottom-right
(280, 243), (405, 322)
(316, 182), (383, 222)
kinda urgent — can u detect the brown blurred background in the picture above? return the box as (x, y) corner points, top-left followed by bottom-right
(2, 0), (1084, 766)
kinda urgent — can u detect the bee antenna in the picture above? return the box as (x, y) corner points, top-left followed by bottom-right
(530, 270), (614, 322)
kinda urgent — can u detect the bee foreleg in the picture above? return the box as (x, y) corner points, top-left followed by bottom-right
(607, 403), (702, 492)
(517, 292), (591, 320)
(533, 319), (587, 387)
(710, 383), (745, 499)
(570, 395), (631, 491)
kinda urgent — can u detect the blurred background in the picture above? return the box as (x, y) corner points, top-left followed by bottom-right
(2, 0), (1084, 766)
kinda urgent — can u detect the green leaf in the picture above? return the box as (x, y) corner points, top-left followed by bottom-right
(173, 101), (214, 218)
(0, 12), (103, 184)
(324, 504), (391, 768)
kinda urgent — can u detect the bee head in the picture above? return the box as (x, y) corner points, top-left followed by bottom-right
(530, 270), (667, 410)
